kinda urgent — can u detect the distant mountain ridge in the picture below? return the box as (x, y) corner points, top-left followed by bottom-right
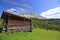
(3, 11), (46, 19)
(20, 13), (46, 19)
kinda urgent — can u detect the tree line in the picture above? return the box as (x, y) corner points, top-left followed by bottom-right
(31, 18), (60, 31)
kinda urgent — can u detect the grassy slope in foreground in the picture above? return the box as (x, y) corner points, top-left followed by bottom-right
(0, 19), (3, 28)
(0, 28), (60, 40)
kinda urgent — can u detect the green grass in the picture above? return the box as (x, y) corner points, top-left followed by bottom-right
(0, 19), (3, 28)
(0, 28), (60, 40)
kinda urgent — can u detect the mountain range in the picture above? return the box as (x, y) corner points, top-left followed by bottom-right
(20, 13), (46, 19)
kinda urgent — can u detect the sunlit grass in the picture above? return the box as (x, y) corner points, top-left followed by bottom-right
(0, 28), (60, 40)
(0, 19), (3, 28)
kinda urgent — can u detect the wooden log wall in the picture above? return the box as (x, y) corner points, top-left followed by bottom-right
(7, 19), (31, 32)
(8, 20), (30, 25)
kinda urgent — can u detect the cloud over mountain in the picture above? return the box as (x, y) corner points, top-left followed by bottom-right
(40, 7), (60, 19)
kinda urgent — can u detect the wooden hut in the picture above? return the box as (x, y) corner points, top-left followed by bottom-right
(1, 11), (32, 33)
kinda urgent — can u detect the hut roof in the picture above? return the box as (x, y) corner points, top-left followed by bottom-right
(1, 11), (31, 21)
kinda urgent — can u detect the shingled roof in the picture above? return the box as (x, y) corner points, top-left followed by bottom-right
(1, 11), (31, 21)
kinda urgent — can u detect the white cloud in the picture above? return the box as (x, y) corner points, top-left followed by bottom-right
(6, 7), (28, 15)
(7, 8), (16, 12)
(10, 8), (16, 11)
(40, 7), (60, 19)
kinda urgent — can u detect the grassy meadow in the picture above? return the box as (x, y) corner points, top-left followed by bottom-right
(0, 28), (60, 40)
(0, 19), (3, 28)
(0, 18), (60, 40)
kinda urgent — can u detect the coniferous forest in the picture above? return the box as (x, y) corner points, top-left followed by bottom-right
(31, 18), (60, 31)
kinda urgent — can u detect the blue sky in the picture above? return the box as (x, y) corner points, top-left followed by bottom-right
(0, 0), (60, 18)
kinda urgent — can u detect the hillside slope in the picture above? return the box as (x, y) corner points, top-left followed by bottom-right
(0, 28), (60, 40)
(0, 18), (3, 28)
(31, 18), (60, 31)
